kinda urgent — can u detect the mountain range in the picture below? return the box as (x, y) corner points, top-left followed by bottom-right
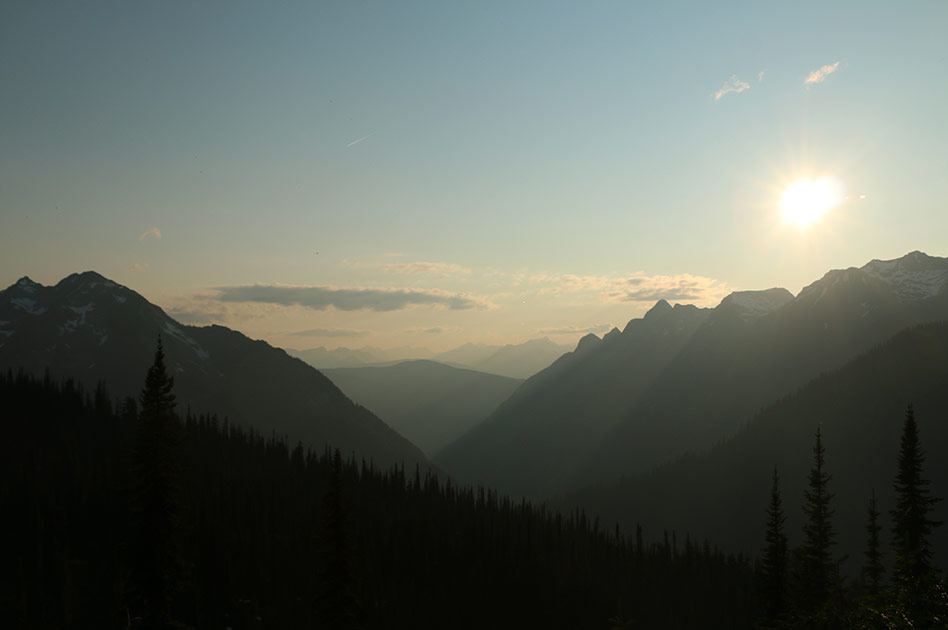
(288, 337), (570, 379)
(0, 272), (429, 470)
(435, 251), (948, 500)
(321, 361), (522, 456)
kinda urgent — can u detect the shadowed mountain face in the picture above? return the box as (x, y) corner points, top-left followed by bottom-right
(0, 272), (429, 470)
(322, 360), (522, 457)
(436, 251), (948, 499)
(562, 321), (948, 572)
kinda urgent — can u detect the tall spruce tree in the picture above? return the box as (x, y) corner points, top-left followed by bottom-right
(890, 404), (942, 623)
(862, 491), (884, 596)
(796, 428), (838, 613)
(129, 336), (181, 630)
(761, 466), (788, 620)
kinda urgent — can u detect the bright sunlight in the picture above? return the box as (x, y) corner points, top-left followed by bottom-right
(780, 177), (845, 228)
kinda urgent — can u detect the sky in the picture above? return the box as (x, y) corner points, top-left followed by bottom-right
(2, 1), (947, 353)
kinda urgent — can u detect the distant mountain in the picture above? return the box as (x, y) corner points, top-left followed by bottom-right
(430, 337), (571, 379)
(468, 337), (571, 379)
(435, 300), (711, 498)
(0, 272), (429, 470)
(322, 360), (522, 456)
(285, 346), (377, 368)
(436, 251), (948, 499)
(286, 345), (434, 369)
(562, 321), (948, 572)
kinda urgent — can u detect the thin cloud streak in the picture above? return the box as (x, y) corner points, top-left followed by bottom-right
(539, 324), (612, 335)
(139, 227), (161, 241)
(214, 284), (487, 312)
(346, 133), (374, 147)
(288, 327), (368, 338)
(805, 61), (840, 84)
(714, 75), (751, 101)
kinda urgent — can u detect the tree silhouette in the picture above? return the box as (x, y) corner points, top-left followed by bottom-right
(761, 466), (788, 620)
(890, 403), (942, 625)
(862, 490), (884, 596)
(129, 337), (182, 629)
(795, 428), (838, 614)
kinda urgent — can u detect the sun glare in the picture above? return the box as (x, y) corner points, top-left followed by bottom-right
(780, 177), (844, 228)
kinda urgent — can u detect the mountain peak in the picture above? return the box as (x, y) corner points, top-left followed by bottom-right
(12, 276), (41, 293)
(718, 288), (793, 321)
(860, 251), (948, 300)
(644, 299), (673, 320)
(575, 332), (603, 354)
(56, 270), (116, 289)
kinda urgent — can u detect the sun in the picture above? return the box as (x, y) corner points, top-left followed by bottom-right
(780, 177), (844, 228)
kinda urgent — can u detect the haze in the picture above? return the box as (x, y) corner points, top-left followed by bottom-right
(2, 1), (946, 352)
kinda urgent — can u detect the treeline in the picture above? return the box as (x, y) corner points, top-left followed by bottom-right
(0, 347), (758, 629)
(759, 410), (947, 628)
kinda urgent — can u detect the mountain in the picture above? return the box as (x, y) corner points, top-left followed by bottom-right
(0, 272), (429, 470)
(469, 337), (571, 379)
(434, 300), (711, 498)
(321, 360), (522, 456)
(286, 345), (434, 369)
(436, 251), (948, 499)
(431, 337), (571, 379)
(561, 321), (948, 572)
(285, 346), (377, 368)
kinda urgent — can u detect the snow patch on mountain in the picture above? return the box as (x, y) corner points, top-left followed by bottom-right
(861, 254), (948, 300)
(11, 297), (47, 315)
(163, 322), (210, 359)
(719, 288), (793, 321)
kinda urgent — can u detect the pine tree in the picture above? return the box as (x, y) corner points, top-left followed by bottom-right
(890, 403), (942, 624)
(761, 466), (788, 620)
(796, 428), (838, 613)
(862, 491), (884, 596)
(129, 336), (181, 630)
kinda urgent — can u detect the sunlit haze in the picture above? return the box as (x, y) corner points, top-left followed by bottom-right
(2, 1), (946, 353)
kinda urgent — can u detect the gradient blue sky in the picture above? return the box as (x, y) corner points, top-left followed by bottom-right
(2, 1), (947, 351)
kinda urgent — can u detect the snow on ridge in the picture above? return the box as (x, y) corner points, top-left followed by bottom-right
(163, 321), (210, 359)
(862, 259), (948, 300)
(11, 297), (48, 315)
(721, 289), (792, 321)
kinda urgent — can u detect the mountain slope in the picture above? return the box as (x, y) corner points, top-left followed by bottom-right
(437, 251), (948, 499)
(562, 321), (948, 572)
(322, 360), (522, 456)
(0, 272), (429, 470)
(585, 251), (948, 484)
(435, 301), (711, 498)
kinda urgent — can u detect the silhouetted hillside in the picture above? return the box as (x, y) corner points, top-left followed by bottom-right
(0, 272), (428, 470)
(563, 321), (948, 573)
(322, 360), (522, 456)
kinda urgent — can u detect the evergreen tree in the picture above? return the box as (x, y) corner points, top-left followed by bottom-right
(761, 466), (788, 620)
(862, 490), (884, 596)
(796, 428), (838, 613)
(890, 403), (942, 624)
(129, 336), (182, 629)
(318, 448), (359, 629)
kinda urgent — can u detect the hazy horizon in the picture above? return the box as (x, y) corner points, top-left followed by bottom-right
(3, 1), (946, 353)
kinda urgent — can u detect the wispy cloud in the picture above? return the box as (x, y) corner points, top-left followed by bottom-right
(526, 271), (731, 307)
(714, 75), (751, 101)
(213, 284), (487, 312)
(288, 327), (368, 338)
(346, 133), (374, 147)
(539, 324), (613, 335)
(410, 326), (461, 335)
(346, 258), (471, 276)
(124, 263), (150, 274)
(604, 273), (729, 305)
(758, 70), (766, 82)
(375, 261), (472, 276)
(139, 227), (161, 241)
(805, 61), (840, 85)
(167, 305), (227, 325)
